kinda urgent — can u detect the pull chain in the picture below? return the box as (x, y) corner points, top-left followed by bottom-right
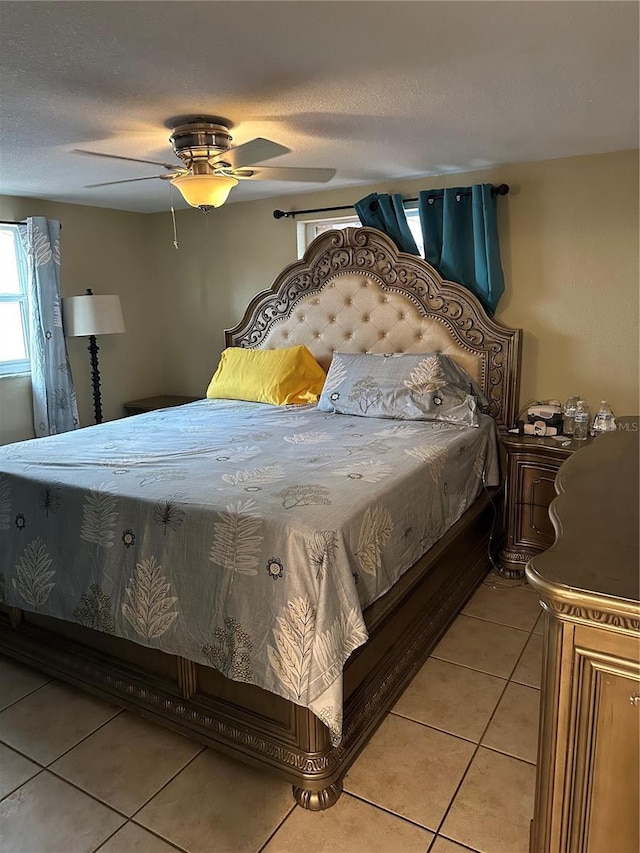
(169, 184), (179, 249)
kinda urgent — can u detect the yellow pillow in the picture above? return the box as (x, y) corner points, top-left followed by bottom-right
(206, 345), (326, 405)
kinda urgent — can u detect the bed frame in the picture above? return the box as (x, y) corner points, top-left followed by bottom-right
(0, 228), (521, 809)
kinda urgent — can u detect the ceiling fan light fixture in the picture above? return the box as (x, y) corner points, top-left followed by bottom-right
(170, 173), (238, 211)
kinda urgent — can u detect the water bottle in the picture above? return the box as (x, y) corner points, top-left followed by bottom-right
(591, 401), (616, 436)
(573, 400), (590, 440)
(562, 396), (580, 435)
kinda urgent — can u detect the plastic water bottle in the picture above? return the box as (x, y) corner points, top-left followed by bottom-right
(591, 401), (616, 436)
(573, 400), (590, 440)
(562, 396), (580, 435)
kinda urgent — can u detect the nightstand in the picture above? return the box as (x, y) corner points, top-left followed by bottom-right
(123, 395), (199, 416)
(498, 432), (593, 577)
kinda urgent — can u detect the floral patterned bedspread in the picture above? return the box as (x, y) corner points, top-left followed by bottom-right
(0, 399), (498, 742)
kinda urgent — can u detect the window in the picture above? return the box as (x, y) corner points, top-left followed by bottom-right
(0, 225), (30, 376)
(296, 205), (425, 258)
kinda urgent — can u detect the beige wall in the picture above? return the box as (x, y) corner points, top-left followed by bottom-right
(0, 374), (33, 446)
(0, 197), (164, 443)
(2, 148), (638, 444)
(148, 149), (639, 418)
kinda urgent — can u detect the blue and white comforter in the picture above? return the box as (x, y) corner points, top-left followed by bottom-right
(0, 399), (498, 742)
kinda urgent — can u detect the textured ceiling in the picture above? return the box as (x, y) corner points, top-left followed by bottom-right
(0, 1), (637, 214)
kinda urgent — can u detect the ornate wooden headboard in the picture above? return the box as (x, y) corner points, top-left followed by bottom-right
(226, 227), (521, 431)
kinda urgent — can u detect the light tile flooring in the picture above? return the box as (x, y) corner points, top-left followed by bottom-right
(0, 572), (543, 853)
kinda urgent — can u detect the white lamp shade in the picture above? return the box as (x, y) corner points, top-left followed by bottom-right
(170, 174), (238, 209)
(62, 294), (125, 337)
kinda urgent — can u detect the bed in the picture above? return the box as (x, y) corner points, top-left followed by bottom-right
(0, 227), (521, 809)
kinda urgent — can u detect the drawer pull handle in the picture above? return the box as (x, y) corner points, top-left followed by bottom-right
(630, 693), (640, 707)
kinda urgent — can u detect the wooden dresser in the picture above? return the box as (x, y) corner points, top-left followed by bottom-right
(526, 427), (640, 853)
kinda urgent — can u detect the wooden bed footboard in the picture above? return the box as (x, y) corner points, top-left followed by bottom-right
(0, 490), (499, 810)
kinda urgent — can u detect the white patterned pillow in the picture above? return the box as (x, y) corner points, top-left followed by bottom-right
(317, 352), (481, 426)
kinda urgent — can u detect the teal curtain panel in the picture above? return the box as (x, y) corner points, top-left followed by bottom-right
(354, 193), (420, 255)
(418, 184), (505, 315)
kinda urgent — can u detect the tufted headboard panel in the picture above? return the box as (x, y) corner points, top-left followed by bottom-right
(226, 228), (521, 431)
(252, 272), (483, 382)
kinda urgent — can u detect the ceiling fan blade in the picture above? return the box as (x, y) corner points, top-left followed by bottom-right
(74, 149), (178, 171)
(233, 165), (336, 183)
(212, 138), (290, 169)
(84, 175), (172, 188)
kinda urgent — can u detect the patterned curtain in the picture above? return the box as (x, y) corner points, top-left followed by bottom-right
(354, 192), (420, 255)
(418, 184), (505, 315)
(17, 217), (79, 436)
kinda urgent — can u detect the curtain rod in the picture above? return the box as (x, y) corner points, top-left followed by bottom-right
(0, 219), (63, 229)
(273, 183), (509, 220)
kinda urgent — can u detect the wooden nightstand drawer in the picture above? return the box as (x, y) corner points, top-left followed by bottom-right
(520, 464), (558, 509)
(519, 499), (555, 545)
(517, 463), (559, 542)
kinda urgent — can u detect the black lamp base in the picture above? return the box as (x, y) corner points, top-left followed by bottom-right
(87, 334), (103, 425)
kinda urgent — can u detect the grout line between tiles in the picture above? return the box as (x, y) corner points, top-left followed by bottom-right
(38, 767), (129, 822)
(341, 584), (542, 847)
(481, 742), (537, 767)
(41, 705), (124, 768)
(0, 672), (124, 769)
(0, 766), (129, 846)
(47, 740), (206, 824)
(430, 608), (536, 680)
(458, 610), (540, 634)
(387, 708), (483, 748)
(428, 833), (483, 853)
(91, 820), (136, 853)
(510, 632), (544, 689)
(428, 651), (521, 681)
(388, 704), (484, 746)
(428, 622), (537, 843)
(0, 766), (45, 804)
(341, 789), (440, 836)
(511, 677), (542, 690)
(129, 744), (207, 822)
(0, 675), (54, 715)
(428, 696), (505, 838)
(93, 819), (190, 853)
(0, 737), (48, 768)
(255, 801), (298, 853)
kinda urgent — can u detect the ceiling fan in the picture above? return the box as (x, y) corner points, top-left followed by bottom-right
(74, 116), (336, 211)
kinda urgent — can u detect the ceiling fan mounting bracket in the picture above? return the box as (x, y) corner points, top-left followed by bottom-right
(170, 120), (233, 165)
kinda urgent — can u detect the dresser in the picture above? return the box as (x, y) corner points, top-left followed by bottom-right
(499, 433), (593, 577)
(526, 427), (640, 853)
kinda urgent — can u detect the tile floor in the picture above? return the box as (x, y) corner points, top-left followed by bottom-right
(0, 572), (543, 853)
